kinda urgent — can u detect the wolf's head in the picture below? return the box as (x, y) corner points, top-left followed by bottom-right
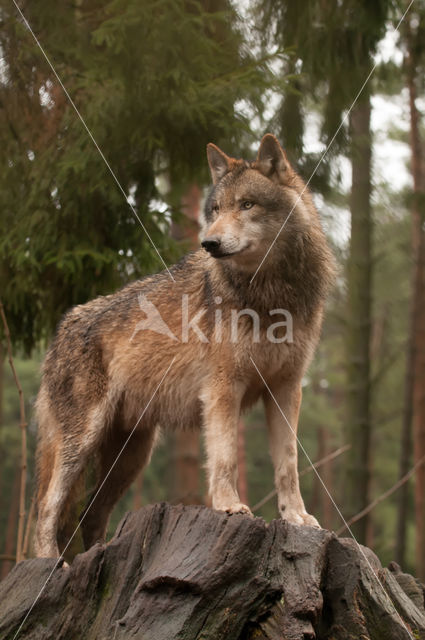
(201, 134), (319, 273)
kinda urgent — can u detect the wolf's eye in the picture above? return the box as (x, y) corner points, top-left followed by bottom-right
(212, 204), (219, 213)
(241, 201), (254, 210)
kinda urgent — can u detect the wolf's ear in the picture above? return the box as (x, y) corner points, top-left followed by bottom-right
(256, 134), (288, 182)
(207, 143), (231, 184)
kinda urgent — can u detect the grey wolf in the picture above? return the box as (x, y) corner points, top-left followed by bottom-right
(34, 134), (334, 558)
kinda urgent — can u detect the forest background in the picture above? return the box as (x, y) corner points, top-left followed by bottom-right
(1, 0), (425, 582)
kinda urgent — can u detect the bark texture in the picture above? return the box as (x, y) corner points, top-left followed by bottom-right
(396, 14), (425, 572)
(0, 470), (20, 580)
(0, 503), (424, 640)
(407, 31), (425, 584)
(345, 90), (373, 544)
(170, 185), (203, 507)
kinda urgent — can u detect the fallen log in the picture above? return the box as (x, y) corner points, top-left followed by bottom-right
(0, 503), (424, 639)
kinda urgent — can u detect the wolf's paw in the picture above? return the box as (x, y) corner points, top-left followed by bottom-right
(282, 508), (321, 528)
(301, 513), (321, 528)
(215, 502), (253, 517)
(226, 503), (253, 517)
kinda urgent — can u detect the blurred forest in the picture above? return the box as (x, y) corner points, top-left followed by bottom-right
(1, 0), (425, 582)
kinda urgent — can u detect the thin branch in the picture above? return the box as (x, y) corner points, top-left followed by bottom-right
(336, 454), (425, 536)
(252, 445), (350, 513)
(374, 408), (403, 427)
(22, 495), (35, 559)
(0, 300), (27, 564)
(0, 555), (16, 562)
(371, 346), (404, 388)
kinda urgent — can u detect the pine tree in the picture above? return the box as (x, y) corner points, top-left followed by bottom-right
(256, 0), (389, 543)
(394, 2), (425, 577)
(0, 0), (276, 351)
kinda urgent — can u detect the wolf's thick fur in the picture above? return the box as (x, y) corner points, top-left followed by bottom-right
(34, 135), (334, 557)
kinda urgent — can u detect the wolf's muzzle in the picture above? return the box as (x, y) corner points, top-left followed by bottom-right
(201, 236), (221, 256)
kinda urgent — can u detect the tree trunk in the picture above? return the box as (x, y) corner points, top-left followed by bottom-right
(408, 41), (425, 582)
(345, 90), (373, 544)
(310, 426), (325, 520)
(413, 209), (425, 583)
(172, 430), (203, 505)
(237, 419), (248, 505)
(0, 344), (3, 526)
(132, 472), (144, 512)
(0, 469), (20, 580)
(0, 343), (3, 427)
(396, 19), (425, 571)
(170, 184), (202, 506)
(319, 427), (334, 531)
(1, 503), (424, 640)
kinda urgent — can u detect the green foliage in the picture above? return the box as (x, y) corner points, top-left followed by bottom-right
(0, 0), (279, 351)
(256, 0), (390, 158)
(0, 0), (422, 580)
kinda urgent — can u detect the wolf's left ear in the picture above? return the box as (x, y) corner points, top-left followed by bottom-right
(207, 143), (231, 185)
(256, 134), (288, 182)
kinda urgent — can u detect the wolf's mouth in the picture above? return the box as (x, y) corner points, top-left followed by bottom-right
(215, 251), (239, 259)
(210, 244), (251, 259)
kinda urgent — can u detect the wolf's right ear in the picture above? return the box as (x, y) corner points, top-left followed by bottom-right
(207, 143), (231, 185)
(256, 134), (289, 183)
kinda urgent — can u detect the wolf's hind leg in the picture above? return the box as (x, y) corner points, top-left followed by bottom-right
(80, 423), (157, 550)
(35, 436), (97, 558)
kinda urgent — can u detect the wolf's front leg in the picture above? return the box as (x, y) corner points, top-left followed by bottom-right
(263, 379), (320, 528)
(202, 379), (252, 516)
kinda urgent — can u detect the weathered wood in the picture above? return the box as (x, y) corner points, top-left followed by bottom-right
(0, 503), (424, 639)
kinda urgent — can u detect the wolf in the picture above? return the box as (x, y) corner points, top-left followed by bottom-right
(34, 134), (334, 558)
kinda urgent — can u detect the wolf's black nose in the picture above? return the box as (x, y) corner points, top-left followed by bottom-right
(201, 236), (221, 254)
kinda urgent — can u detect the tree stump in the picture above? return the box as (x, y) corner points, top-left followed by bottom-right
(0, 503), (424, 639)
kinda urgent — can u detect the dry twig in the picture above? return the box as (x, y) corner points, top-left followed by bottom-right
(336, 454), (425, 535)
(252, 444), (350, 513)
